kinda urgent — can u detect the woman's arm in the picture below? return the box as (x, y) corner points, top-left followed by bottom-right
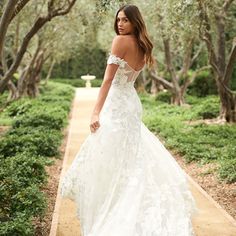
(90, 36), (126, 133)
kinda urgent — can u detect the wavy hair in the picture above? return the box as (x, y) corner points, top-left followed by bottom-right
(114, 4), (154, 67)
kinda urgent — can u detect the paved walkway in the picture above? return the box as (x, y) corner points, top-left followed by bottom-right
(50, 88), (236, 236)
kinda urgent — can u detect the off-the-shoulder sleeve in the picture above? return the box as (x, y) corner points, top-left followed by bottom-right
(107, 53), (126, 68)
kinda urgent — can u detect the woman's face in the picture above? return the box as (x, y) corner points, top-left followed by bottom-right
(117, 10), (134, 35)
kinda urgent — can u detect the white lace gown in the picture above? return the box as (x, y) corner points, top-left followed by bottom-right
(60, 53), (199, 236)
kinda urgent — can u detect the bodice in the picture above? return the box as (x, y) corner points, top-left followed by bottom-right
(107, 53), (143, 87)
(99, 53), (144, 135)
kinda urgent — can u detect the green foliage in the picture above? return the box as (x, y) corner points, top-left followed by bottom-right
(12, 111), (67, 130)
(140, 93), (236, 183)
(0, 81), (74, 234)
(155, 91), (172, 103)
(51, 78), (103, 87)
(187, 95), (220, 119)
(0, 92), (8, 108)
(187, 70), (218, 97)
(38, 81), (75, 99)
(218, 158), (236, 183)
(0, 152), (49, 235)
(0, 127), (62, 157)
(5, 99), (33, 117)
(0, 212), (35, 236)
(0, 151), (51, 187)
(50, 45), (107, 79)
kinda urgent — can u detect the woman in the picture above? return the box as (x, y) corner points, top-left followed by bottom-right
(60, 4), (199, 236)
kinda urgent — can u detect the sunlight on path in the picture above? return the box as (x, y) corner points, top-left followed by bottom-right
(50, 88), (236, 236)
(51, 88), (99, 236)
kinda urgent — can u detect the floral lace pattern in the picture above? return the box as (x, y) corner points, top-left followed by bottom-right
(60, 53), (199, 236)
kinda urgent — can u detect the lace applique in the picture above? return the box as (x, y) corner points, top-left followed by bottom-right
(106, 53), (141, 86)
(60, 50), (198, 236)
(107, 53), (126, 68)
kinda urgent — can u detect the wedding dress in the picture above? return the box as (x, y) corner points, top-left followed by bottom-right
(60, 53), (199, 236)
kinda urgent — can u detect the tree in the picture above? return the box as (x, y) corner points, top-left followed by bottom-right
(197, 0), (236, 122)
(136, 1), (209, 105)
(140, 0), (236, 121)
(0, 0), (76, 95)
(150, 35), (208, 105)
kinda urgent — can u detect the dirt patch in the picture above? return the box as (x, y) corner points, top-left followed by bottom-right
(33, 124), (70, 235)
(185, 118), (228, 125)
(174, 153), (236, 220)
(0, 126), (11, 136)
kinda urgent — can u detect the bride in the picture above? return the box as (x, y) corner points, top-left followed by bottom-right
(60, 4), (198, 236)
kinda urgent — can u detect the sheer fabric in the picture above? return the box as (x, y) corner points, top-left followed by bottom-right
(60, 53), (199, 236)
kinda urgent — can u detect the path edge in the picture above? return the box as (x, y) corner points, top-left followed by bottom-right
(49, 87), (236, 235)
(49, 88), (78, 236)
(185, 173), (236, 227)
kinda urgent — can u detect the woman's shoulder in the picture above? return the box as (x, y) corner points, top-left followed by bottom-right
(111, 35), (135, 56)
(110, 35), (128, 57)
(112, 35), (135, 44)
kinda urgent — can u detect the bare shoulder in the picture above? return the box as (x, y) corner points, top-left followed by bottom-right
(112, 35), (134, 47)
(111, 35), (132, 58)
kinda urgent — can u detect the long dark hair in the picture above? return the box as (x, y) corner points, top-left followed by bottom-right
(114, 4), (154, 67)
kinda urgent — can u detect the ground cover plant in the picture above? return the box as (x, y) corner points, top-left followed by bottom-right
(0, 81), (74, 235)
(140, 92), (236, 184)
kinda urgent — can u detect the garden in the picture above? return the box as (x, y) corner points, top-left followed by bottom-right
(0, 0), (235, 235)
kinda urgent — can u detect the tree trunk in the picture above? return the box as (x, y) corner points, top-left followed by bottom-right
(171, 91), (185, 105)
(219, 90), (236, 122)
(17, 44), (41, 98)
(26, 50), (44, 97)
(44, 58), (55, 85)
(162, 37), (190, 105)
(197, 0), (236, 122)
(7, 80), (18, 101)
(150, 79), (161, 95)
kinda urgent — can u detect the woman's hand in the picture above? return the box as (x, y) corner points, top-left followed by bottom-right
(90, 114), (100, 133)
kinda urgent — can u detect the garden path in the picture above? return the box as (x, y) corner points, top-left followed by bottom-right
(50, 87), (236, 236)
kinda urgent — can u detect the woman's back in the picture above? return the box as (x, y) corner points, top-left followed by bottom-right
(119, 35), (145, 71)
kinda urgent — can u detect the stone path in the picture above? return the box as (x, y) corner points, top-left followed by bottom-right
(50, 87), (236, 236)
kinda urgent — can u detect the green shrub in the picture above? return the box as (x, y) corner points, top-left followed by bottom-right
(0, 152), (50, 235)
(0, 127), (62, 157)
(5, 98), (33, 117)
(47, 45), (106, 79)
(218, 158), (236, 183)
(185, 95), (202, 105)
(141, 93), (236, 183)
(0, 151), (51, 187)
(0, 212), (35, 236)
(12, 110), (67, 130)
(91, 79), (103, 87)
(0, 92), (9, 109)
(39, 81), (75, 99)
(0, 82), (74, 236)
(0, 182), (47, 220)
(155, 91), (172, 103)
(196, 96), (220, 119)
(52, 78), (103, 87)
(187, 70), (217, 97)
(0, 81), (74, 235)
